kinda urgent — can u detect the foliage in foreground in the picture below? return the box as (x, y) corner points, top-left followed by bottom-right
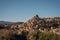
(0, 30), (60, 40)
(27, 30), (60, 40)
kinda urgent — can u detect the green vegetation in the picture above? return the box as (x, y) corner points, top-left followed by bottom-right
(38, 32), (60, 40)
(27, 30), (60, 40)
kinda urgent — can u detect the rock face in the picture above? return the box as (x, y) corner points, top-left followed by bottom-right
(9, 15), (60, 32)
(25, 15), (59, 31)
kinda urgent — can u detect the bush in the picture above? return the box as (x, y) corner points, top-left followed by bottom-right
(27, 30), (60, 40)
(0, 29), (60, 40)
(37, 31), (60, 40)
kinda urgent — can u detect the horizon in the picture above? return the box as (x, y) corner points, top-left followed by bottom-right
(0, 15), (60, 22)
(0, 0), (60, 22)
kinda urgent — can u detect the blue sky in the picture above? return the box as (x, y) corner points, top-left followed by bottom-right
(0, 0), (60, 22)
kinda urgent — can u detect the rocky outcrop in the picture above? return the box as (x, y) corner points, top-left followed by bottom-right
(10, 15), (60, 32)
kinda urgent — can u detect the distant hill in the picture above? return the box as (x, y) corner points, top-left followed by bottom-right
(0, 21), (13, 24)
(11, 22), (24, 25)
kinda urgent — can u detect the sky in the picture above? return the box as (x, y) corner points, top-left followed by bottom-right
(0, 0), (60, 22)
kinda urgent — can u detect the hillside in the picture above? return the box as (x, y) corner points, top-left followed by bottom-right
(0, 15), (60, 40)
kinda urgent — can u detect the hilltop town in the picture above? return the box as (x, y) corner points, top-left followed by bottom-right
(0, 15), (60, 40)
